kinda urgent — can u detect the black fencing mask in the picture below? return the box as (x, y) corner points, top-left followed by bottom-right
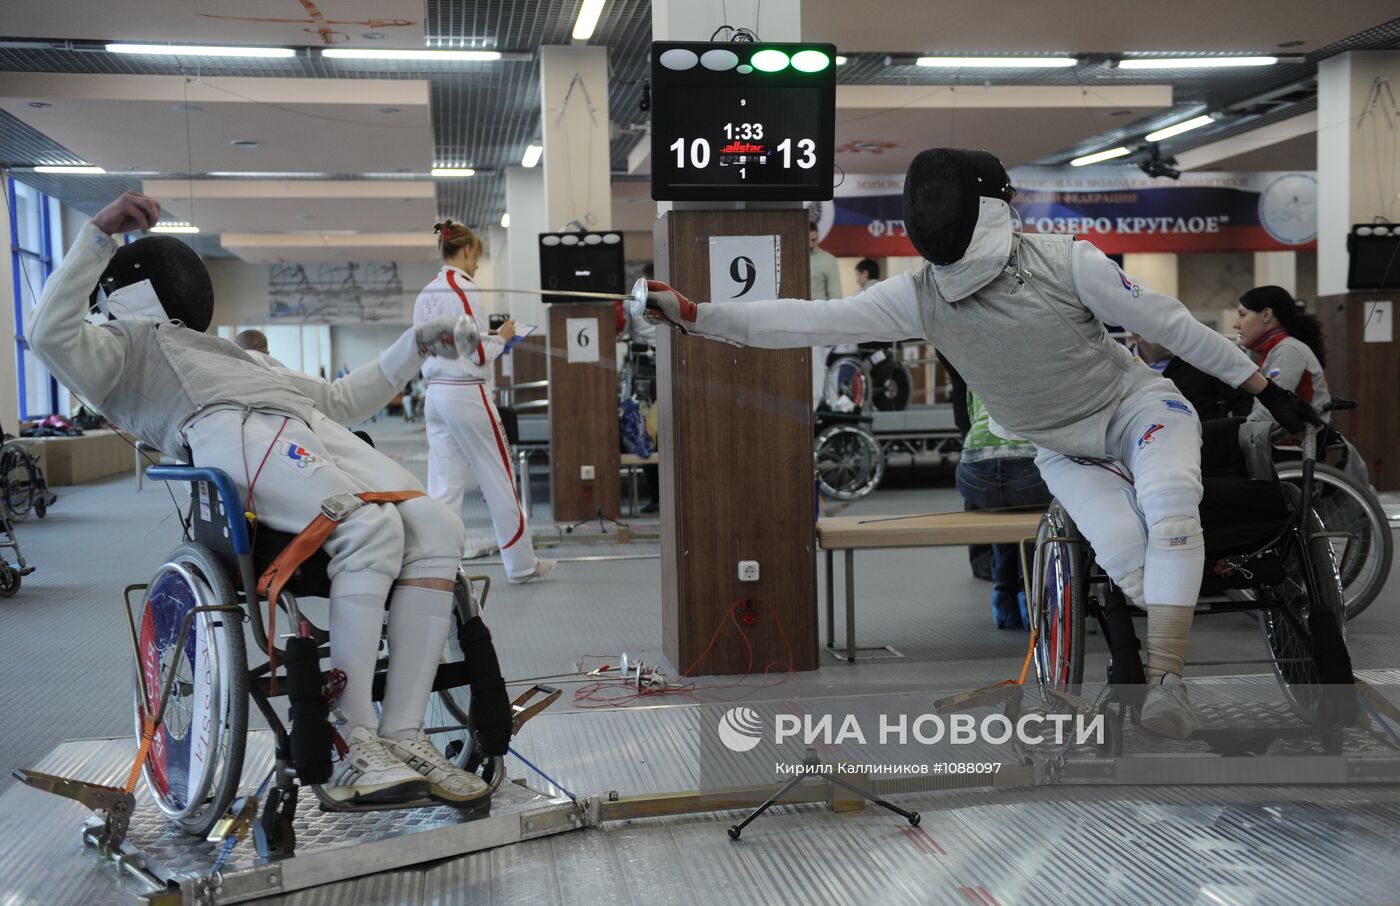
(90, 236), (214, 332)
(902, 149), (1014, 265)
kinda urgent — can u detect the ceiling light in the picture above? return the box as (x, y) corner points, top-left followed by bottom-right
(835, 56), (848, 66)
(521, 144), (543, 168)
(207, 171), (329, 178)
(151, 223), (200, 234)
(322, 48), (501, 61)
(1117, 56), (1277, 69)
(431, 167), (476, 177)
(27, 101), (50, 109)
(33, 165), (105, 174)
(500, 212), (510, 228)
(916, 55), (1077, 68)
(572, 0), (606, 41)
(107, 43), (295, 58)
(229, 139), (260, 148)
(1144, 114), (1216, 143)
(1070, 147), (1131, 167)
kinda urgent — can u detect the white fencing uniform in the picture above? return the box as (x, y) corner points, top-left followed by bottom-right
(414, 266), (540, 580)
(27, 222), (467, 737)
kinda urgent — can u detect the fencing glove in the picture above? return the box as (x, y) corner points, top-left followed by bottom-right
(1255, 380), (1322, 434)
(415, 314), (479, 359)
(643, 280), (700, 332)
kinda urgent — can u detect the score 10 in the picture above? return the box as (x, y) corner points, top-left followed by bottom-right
(668, 123), (817, 179)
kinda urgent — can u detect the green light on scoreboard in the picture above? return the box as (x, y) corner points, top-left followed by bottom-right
(791, 50), (831, 72)
(750, 49), (790, 72)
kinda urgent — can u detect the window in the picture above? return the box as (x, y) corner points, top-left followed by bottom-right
(8, 178), (65, 420)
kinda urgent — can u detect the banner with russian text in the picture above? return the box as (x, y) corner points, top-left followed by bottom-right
(816, 167), (1317, 257)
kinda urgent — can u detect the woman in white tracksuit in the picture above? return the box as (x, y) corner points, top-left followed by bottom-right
(414, 220), (553, 584)
(642, 149), (1322, 738)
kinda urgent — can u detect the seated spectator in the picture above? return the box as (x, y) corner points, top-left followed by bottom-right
(955, 391), (1051, 629)
(1131, 333), (1252, 422)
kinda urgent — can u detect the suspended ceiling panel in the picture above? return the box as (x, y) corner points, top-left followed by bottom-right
(220, 231), (440, 263)
(801, 0), (1400, 54)
(0, 73), (432, 175)
(0, 0), (427, 48)
(139, 178), (438, 234)
(834, 84), (1173, 173)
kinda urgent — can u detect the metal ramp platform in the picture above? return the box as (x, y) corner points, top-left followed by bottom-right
(7, 672), (1400, 904)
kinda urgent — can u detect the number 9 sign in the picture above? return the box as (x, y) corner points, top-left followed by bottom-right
(708, 235), (779, 303)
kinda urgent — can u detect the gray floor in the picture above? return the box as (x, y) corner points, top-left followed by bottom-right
(1, 422), (1398, 904)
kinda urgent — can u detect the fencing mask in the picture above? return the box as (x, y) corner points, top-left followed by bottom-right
(89, 236), (214, 332)
(902, 148), (1014, 265)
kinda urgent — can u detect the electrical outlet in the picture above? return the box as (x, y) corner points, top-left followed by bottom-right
(580, 465), (595, 481)
(738, 560), (760, 582)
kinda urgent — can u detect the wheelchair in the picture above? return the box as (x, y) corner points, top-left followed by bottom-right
(119, 465), (554, 853)
(813, 352), (887, 501)
(1271, 416), (1393, 621)
(1028, 416), (1357, 745)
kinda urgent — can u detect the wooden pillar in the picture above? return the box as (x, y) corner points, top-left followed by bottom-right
(546, 303), (620, 522)
(655, 209), (819, 675)
(1318, 292), (1398, 490)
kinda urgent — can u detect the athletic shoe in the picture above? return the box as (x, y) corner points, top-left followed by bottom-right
(1140, 674), (1199, 739)
(383, 732), (491, 806)
(508, 558), (556, 585)
(323, 726), (430, 805)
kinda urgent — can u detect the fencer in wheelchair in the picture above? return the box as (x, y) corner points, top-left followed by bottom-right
(27, 191), (504, 814)
(642, 148), (1331, 738)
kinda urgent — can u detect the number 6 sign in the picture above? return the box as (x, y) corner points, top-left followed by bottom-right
(566, 317), (600, 363)
(708, 235), (779, 303)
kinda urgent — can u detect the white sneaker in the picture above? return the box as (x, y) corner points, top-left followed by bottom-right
(382, 732), (491, 806)
(323, 726), (430, 805)
(1140, 674), (1199, 739)
(508, 559), (556, 585)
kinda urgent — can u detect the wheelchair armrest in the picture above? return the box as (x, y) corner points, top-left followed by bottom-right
(145, 466), (251, 556)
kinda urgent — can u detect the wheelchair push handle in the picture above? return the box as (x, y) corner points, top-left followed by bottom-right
(145, 465), (251, 556)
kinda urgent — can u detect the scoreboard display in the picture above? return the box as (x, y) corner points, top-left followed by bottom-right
(650, 42), (837, 202)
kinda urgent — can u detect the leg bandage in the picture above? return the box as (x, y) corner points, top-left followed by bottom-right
(1144, 605), (1194, 684)
(378, 583), (455, 741)
(1143, 515), (1205, 606)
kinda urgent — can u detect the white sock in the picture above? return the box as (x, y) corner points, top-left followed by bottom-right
(378, 583), (455, 742)
(327, 570), (394, 733)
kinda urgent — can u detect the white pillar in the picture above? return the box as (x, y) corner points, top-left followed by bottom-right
(0, 184), (18, 430)
(1122, 253), (1179, 298)
(1253, 251), (1297, 295)
(539, 46), (612, 233)
(503, 165), (546, 330)
(1317, 50), (1400, 297)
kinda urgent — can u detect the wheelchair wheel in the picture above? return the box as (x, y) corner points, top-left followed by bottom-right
(1274, 462), (1392, 621)
(133, 543), (248, 836)
(1258, 485), (1352, 726)
(822, 356), (869, 410)
(870, 361), (912, 412)
(0, 442), (37, 522)
(1032, 502), (1086, 698)
(814, 424), (884, 500)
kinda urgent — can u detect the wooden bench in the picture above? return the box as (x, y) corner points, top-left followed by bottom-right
(619, 453), (659, 516)
(816, 510), (1046, 662)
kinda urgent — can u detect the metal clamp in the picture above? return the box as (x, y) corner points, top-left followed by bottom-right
(15, 769), (135, 856)
(320, 492), (367, 523)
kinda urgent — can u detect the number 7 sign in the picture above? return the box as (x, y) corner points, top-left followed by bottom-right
(708, 235), (779, 302)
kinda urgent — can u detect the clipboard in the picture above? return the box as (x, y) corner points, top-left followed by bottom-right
(502, 323), (538, 353)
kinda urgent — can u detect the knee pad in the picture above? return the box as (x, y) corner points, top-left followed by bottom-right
(1143, 515), (1204, 606)
(397, 495), (467, 576)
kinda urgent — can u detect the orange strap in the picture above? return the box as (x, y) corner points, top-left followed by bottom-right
(257, 491), (426, 690)
(126, 718), (158, 793)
